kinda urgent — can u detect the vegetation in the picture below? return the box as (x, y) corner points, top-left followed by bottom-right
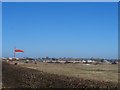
(2, 62), (118, 89)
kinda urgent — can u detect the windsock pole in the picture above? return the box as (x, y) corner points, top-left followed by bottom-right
(14, 47), (16, 58)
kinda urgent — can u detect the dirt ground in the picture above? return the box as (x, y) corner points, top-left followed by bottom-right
(2, 62), (118, 89)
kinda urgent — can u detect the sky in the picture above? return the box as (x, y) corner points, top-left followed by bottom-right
(0, 2), (2, 58)
(2, 2), (118, 59)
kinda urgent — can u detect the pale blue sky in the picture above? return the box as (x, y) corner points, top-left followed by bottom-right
(0, 2), (2, 58)
(2, 2), (118, 59)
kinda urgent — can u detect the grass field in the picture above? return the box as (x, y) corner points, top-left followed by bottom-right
(3, 62), (118, 88)
(18, 61), (118, 83)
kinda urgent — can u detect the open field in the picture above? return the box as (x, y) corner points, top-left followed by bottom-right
(18, 61), (118, 83)
(2, 62), (118, 89)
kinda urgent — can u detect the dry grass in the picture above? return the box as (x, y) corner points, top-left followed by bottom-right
(3, 62), (118, 88)
(18, 61), (118, 83)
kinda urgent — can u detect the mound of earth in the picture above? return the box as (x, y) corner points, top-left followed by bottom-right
(2, 62), (118, 89)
